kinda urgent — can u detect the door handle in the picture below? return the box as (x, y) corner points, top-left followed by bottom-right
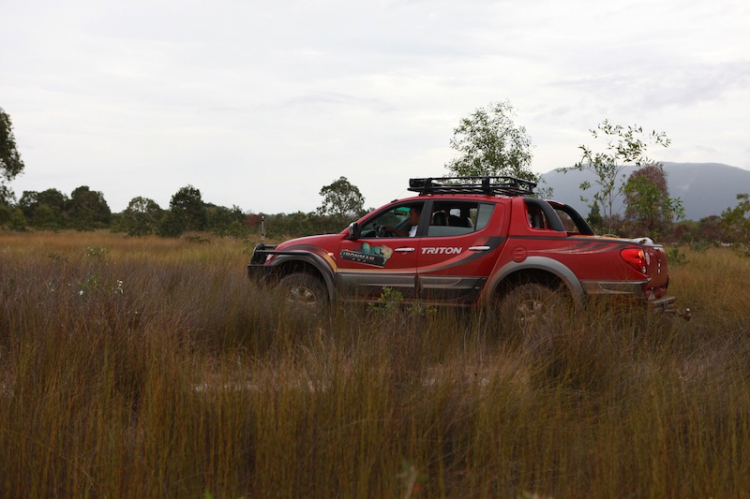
(395, 247), (415, 252)
(468, 246), (490, 251)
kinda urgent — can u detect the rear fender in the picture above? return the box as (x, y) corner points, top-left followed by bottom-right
(483, 256), (585, 306)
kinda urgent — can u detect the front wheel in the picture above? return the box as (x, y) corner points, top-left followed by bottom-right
(278, 272), (328, 313)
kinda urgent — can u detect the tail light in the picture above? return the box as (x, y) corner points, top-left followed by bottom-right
(620, 248), (646, 274)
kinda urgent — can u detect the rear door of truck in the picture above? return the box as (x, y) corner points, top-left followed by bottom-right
(416, 199), (507, 304)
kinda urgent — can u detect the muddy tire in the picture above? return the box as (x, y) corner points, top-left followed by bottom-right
(499, 282), (564, 335)
(278, 272), (328, 313)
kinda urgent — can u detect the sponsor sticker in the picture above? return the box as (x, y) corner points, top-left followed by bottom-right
(340, 243), (394, 267)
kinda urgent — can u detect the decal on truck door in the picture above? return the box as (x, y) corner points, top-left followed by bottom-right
(340, 243), (394, 267)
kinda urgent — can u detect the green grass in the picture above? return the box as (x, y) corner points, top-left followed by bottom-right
(1, 231), (749, 497)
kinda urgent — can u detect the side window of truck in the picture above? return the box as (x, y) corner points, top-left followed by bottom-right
(426, 202), (494, 237)
(554, 209), (578, 232)
(526, 203), (547, 229)
(524, 199), (567, 232)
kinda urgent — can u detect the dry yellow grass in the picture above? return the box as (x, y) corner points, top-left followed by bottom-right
(1, 231), (749, 497)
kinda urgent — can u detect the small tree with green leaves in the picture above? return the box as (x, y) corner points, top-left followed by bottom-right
(623, 164), (684, 239)
(18, 188), (68, 229)
(0, 108), (25, 182)
(445, 101), (536, 182)
(66, 186), (112, 231)
(586, 200), (604, 234)
(159, 185), (207, 237)
(1, 108), (25, 212)
(565, 120), (671, 223)
(317, 176), (365, 222)
(206, 204), (248, 238)
(0, 183), (15, 209)
(0, 203), (11, 227)
(720, 193), (750, 255)
(121, 196), (163, 236)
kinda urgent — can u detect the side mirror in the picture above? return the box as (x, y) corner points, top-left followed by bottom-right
(348, 222), (360, 240)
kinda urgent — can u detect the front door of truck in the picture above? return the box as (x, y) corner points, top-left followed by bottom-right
(336, 202), (426, 301)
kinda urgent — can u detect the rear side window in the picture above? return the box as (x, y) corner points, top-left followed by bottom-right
(555, 209), (578, 232)
(524, 198), (566, 232)
(526, 203), (548, 229)
(427, 202), (494, 237)
(550, 203), (595, 235)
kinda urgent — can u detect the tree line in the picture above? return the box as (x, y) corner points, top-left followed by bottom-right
(1, 104), (748, 249)
(0, 180), (362, 239)
(0, 184), (243, 236)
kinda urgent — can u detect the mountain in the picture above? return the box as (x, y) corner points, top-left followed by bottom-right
(539, 162), (750, 221)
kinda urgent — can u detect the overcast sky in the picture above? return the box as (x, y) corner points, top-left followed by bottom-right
(2, 0), (749, 213)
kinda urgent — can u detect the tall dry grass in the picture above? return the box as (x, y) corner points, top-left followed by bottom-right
(1, 231), (749, 497)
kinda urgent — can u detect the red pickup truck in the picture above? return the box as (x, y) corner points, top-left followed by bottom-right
(248, 176), (686, 320)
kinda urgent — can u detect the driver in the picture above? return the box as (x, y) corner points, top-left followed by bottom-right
(386, 206), (421, 237)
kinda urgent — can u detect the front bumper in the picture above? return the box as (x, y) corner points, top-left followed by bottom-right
(247, 243), (277, 282)
(247, 263), (274, 282)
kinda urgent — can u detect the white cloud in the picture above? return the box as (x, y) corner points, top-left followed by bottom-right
(2, 0), (748, 212)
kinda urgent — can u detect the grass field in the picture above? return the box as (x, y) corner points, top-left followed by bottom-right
(1, 231), (749, 498)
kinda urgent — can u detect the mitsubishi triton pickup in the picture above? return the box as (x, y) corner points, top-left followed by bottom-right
(248, 176), (687, 320)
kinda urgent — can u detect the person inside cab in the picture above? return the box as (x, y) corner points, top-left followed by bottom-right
(386, 206), (421, 237)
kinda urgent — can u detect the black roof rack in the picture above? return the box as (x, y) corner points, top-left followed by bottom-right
(408, 176), (537, 197)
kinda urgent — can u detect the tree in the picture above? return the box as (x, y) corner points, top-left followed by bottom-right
(17, 191), (38, 218)
(32, 204), (59, 230)
(159, 185), (207, 237)
(0, 182), (15, 207)
(66, 186), (111, 230)
(206, 204), (248, 237)
(0, 108), (25, 181)
(19, 188), (68, 229)
(121, 196), (163, 236)
(0, 203), (11, 227)
(673, 216), (724, 246)
(720, 193), (750, 253)
(37, 188), (68, 212)
(586, 200), (604, 234)
(0, 207), (26, 231)
(445, 101), (536, 181)
(565, 120), (671, 221)
(0, 108), (25, 209)
(317, 177), (365, 220)
(623, 164), (684, 238)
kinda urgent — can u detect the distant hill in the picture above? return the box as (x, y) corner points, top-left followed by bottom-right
(539, 162), (750, 221)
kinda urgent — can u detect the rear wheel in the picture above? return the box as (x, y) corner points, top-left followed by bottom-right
(499, 282), (564, 334)
(278, 272), (328, 312)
